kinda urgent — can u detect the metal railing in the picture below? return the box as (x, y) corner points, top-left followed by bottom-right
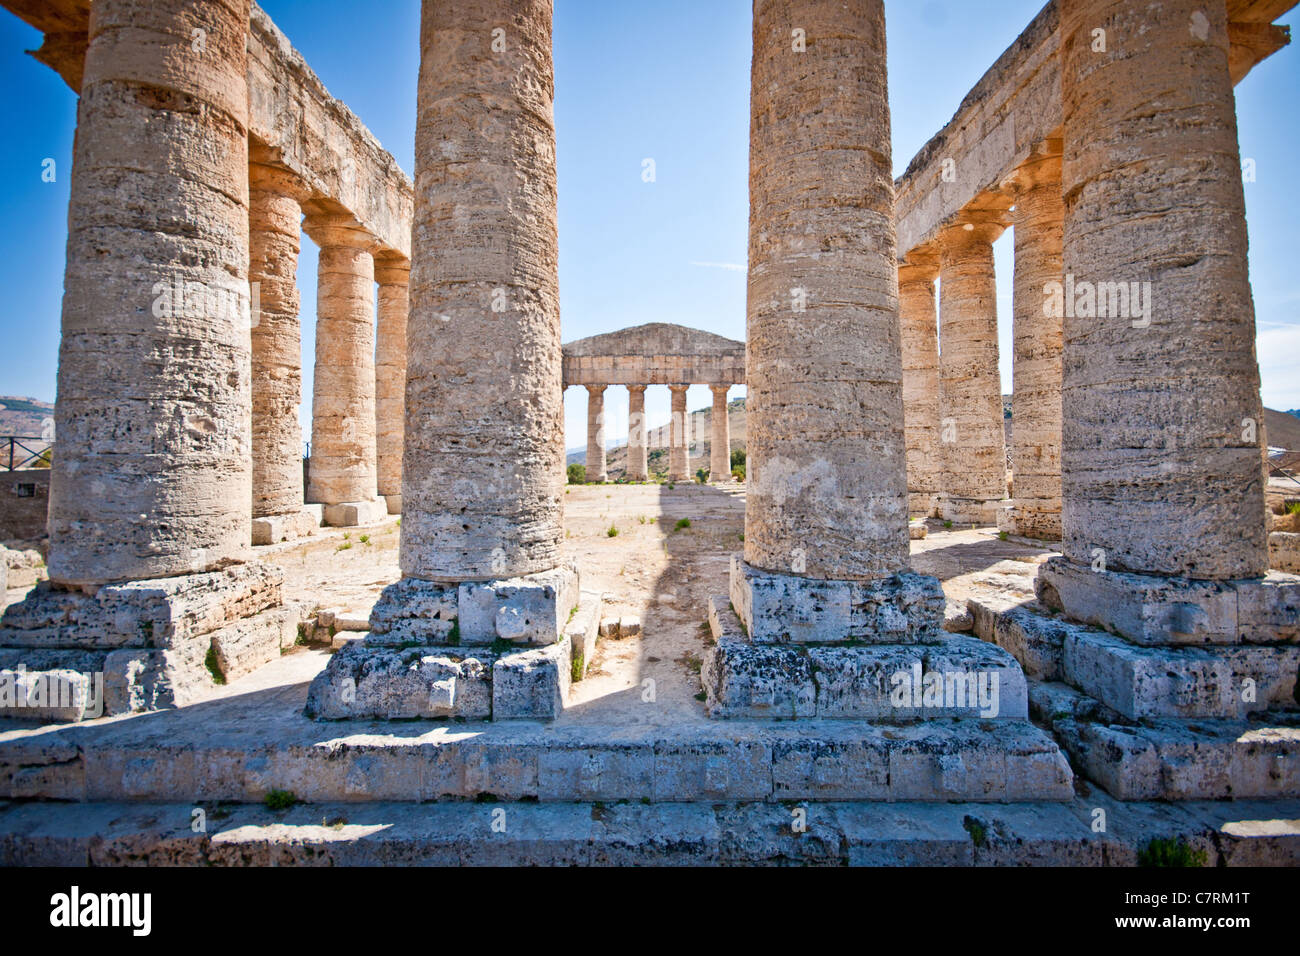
(3, 437), (52, 472)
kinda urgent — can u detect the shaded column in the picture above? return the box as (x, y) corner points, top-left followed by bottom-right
(249, 161), (308, 524)
(744, 0), (909, 579)
(304, 214), (380, 522)
(1055, 0), (1266, 578)
(710, 385), (731, 482)
(668, 385), (690, 482)
(898, 258), (942, 517)
(585, 385), (607, 483)
(374, 257), (410, 513)
(937, 221), (1008, 525)
(1003, 146), (1064, 540)
(401, 0), (563, 581)
(626, 385), (648, 481)
(48, 0), (253, 586)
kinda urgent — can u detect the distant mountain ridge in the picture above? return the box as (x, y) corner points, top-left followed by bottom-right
(0, 396), (53, 439)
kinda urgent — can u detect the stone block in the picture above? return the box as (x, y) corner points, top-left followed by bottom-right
(251, 510), (318, 546)
(729, 555), (945, 644)
(304, 642), (495, 720)
(209, 606), (300, 683)
(1236, 572), (1300, 643)
(618, 616), (641, 637)
(908, 523), (927, 540)
(0, 666), (101, 722)
(565, 590), (602, 681)
(385, 494), (402, 515)
(700, 637), (816, 718)
(458, 566), (579, 646)
(492, 638), (571, 721)
(968, 600), (1077, 681)
(366, 578), (458, 646)
(322, 499), (389, 527)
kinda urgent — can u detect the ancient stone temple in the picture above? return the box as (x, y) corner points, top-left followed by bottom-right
(0, 0), (1296, 866)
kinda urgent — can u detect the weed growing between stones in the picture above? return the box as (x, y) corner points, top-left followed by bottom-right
(264, 789), (297, 811)
(1138, 838), (1207, 867)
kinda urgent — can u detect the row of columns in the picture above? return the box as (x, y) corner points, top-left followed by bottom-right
(579, 384), (734, 483)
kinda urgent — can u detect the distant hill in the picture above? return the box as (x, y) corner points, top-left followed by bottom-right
(1265, 408), (1300, 451)
(571, 397), (748, 478)
(0, 396), (54, 440)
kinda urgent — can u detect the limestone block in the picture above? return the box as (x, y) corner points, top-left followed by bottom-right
(0, 547), (7, 595)
(652, 739), (771, 802)
(565, 591), (603, 681)
(367, 578), (458, 646)
(304, 643), (493, 720)
(103, 643), (213, 715)
(492, 638), (571, 721)
(209, 606), (301, 683)
(323, 499), (388, 528)
(968, 600), (1081, 681)
(1236, 572), (1300, 644)
(1269, 533), (1300, 574)
(458, 566), (578, 647)
(908, 523), (927, 540)
(0, 666), (99, 722)
(619, 616), (641, 638)
(700, 638), (816, 719)
(537, 744), (655, 802)
(251, 510), (318, 546)
(598, 618), (619, 638)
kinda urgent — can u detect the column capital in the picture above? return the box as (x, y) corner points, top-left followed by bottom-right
(584, 383), (607, 397)
(668, 383), (689, 395)
(898, 259), (939, 286)
(249, 160), (312, 204)
(303, 212), (381, 253)
(710, 383), (731, 398)
(939, 217), (1007, 250)
(625, 384), (647, 395)
(1003, 147), (1063, 194)
(373, 257), (410, 286)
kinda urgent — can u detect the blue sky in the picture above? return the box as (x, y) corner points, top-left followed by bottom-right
(0, 0), (1296, 452)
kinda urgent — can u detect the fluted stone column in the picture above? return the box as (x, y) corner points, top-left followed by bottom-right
(585, 385), (607, 483)
(668, 385), (690, 482)
(1002, 147), (1064, 540)
(626, 385), (648, 481)
(375, 258), (410, 513)
(305, 214), (383, 526)
(248, 161), (318, 545)
(710, 385), (731, 482)
(48, 0), (253, 586)
(1052, 0), (1266, 581)
(898, 260), (942, 517)
(938, 222), (1008, 525)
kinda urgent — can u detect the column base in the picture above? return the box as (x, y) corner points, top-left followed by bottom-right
(305, 565), (581, 722)
(251, 508), (322, 546)
(1036, 555), (1300, 647)
(996, 501), (1061, 541)
(384, 494), (402, 515)
(0, 564), (299, 721)
(939, 495), (1003, 526)
(322, 497), (389, 527)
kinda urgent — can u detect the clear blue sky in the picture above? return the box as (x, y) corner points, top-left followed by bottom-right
(0, 1), (1296, 452)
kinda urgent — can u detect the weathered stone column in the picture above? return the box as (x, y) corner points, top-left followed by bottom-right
(1043, 0), (1268, 589)
(1001, 145), (1063, 540)
(937, 221), (1008, 525)
(626, 385), (648, 481)
(375, 257), (410, 514)
(668, 385), (690, 481)
(304, 214), (384, 527)
(898, 258), (942, 517)
(249, 160), (317, 545)
(710, 385), (731, 482)
(585, 385), (607, 483)
(47, 0), (254, 586)
(307, 0), (577, 723)
(2, 0), (297, 721)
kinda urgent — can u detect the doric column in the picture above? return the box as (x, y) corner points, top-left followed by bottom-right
(937, 221), (1008, 525)
(668, 385), (690, 482)
(249, 161), (309, 532)
(47, 0), (253, 586)
(626, 385), (648, 481)
(585, 385), (607, 483)
(710, 385), (731, 482)
(1054, 0), (1266, 579)
(304, 214), (382, 525)
(374, 257), (410, 513)
(898, 258), (942, 517)
(1002, 145), (1064, 540)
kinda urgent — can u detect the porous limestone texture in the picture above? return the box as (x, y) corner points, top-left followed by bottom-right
(48, 0), (253, 587)
(668, 385), (689, 482)
(1059, 0), (1268, 579)
(249, 160), (310, 525)
(1003, 145), (1063, 540)
(937, 222), (1007, 525)
(305, 214), (378, 510)
(626, 386), (648, 481)
(374, 258), (409, 508)
(898, 260), (942, 517)
(745, 0), (909, 579)
(1271, 532), (1300, 573)
(401, 0), (563, 581)
(710, 386), (731, 481)
(585, 385), (607, 483)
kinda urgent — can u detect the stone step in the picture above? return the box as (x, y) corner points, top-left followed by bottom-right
(565, 590), (603, 681)
(5, 796), (1295, 866)
(0, 713), (1073, 804)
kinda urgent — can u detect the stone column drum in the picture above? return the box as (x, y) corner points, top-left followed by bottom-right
(710, 385), (731, 482)
(668, 385), (690, 481)
(47, 0), (255, 586)
(626, 385), (649, 481)
(1001, 146), (1063, 541)
(249, 161), (317, 545)
(305, 214), (384, 527)
(375, 257), (410, 514)
(2, 0), (298, 721)
(585, 385), (607, 483)
(898, 259), (942, 517)
(937, 221), (1008, 525)
(306, 0), (578, 723)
